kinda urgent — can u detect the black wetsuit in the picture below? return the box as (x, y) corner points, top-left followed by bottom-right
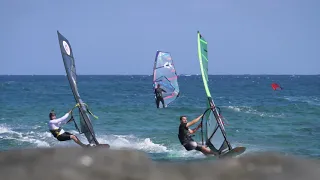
(154, 87), (166, 108)
(178, 123), (202, 151)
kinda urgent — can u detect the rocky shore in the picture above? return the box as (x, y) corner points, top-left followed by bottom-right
(0, 147), (319, 180)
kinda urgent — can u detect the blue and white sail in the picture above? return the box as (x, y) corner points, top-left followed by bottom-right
(152, 50), (180, 106)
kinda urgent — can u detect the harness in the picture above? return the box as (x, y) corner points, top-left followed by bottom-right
(178, 132), (195, 145)
(155, 88), (163, 98)
(49, 128), (63, 138)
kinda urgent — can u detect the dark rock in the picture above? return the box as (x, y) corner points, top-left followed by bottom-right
(0, 147), (319, 180)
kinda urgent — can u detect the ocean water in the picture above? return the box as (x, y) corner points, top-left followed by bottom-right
(1, 75), (320, 161)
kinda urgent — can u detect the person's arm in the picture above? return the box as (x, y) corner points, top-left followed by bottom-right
(188, 123), (202, 134)
(186, 114), (204, 127)
(49, 110), (71, 124)
(162, 88), (166, 93)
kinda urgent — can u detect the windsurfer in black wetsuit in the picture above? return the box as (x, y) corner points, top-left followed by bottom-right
(178, 113), (219, 156)
(154, 84), (166, 108)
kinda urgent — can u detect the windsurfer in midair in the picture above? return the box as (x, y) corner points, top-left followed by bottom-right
(48, 109), (89, 147)
(154, 84), (166, 108)
(178, 113), (219, 156)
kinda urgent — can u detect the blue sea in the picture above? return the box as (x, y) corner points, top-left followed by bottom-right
(1, 75), (320, 161)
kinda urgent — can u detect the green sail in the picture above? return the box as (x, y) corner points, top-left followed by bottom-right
(197, 31), (232, 154)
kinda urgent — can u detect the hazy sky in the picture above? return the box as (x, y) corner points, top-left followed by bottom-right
(1, 0), (319, 75)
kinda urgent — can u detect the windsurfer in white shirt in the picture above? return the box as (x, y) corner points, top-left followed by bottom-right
(48, 109), (88, 147)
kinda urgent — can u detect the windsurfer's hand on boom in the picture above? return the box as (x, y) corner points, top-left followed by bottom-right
(191, 123), (202, 133)
(186, 114), (204, 127)
(64, 109), (73, 123)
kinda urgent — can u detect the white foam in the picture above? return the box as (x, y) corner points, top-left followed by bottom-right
(227, 106), (241, 112)
(94, 134), (169, 153)
(165, 145), (205, 160)
(283, 96), (320, 106)
(20, 136), (50, 147)
(227, 106), (283, 118)
(136, 138), (168, 153)
(0, 124), (258, 161)
(0, 124), (50, 147)
(0, 125), (12, 134)
(0, 125), (23, 137)
(92, 134), (210, 160)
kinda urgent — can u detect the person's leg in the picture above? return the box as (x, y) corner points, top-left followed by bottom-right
(196, 145), (219, 156)
(161, 98), (165, 108)
(183, 141), (200, 151)
(70, 135), (88, 147)
(156, 98), (160, 108)
(57, 132), (87, 147)
(183, 141), (219, 156)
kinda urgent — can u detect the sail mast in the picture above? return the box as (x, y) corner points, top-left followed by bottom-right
(197, 31), (232, 154)
(57, 30), (99, 145)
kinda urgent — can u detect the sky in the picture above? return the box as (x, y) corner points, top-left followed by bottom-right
(1, 0), (319, 75)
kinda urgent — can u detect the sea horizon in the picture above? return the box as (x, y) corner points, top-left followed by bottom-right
(0, 74), (319, 76)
